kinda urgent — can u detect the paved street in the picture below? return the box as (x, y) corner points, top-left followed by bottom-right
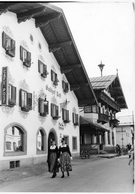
(0, 155), (134, 192)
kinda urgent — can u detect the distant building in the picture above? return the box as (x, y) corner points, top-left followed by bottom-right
(80, 74), (128, 154)
(0, 3), (97, 171)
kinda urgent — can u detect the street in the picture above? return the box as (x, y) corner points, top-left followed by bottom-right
(0, 155), (134, 192)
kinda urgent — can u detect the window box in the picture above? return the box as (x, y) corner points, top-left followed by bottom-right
(38, 98), (49, 117)
(2, 32), (15, 57)
(51, 103), (60, 120)
(62, 80), (69, 93)
(51, 70), (59, 86)
(19, 89), (32, 112)
(8, 99), (16, 107)
(62, 108), (70, 123)
(38, 60), (49, 78)
(20, 46), (31, 68)
(72, 113), (79, 126)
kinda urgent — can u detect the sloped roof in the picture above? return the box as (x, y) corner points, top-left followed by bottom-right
(90, 74), (128, 109)
(0, 2), (98, 107)
(90, 75), (117, 90)
(80, 116), (109, 132)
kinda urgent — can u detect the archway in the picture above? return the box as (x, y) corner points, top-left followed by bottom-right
(48, 129), (57, 147)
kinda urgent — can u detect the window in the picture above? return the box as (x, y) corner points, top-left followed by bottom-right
(38, 98), (49, 117)
(84, 105), (99, 113)
(20, 46), (31, 68)
(7, 84), (16, 107)
(63, 136), (69, 145)
(37, 130), (45, 152)
(51, 103), (60, 120)
(62, 108), (70, 123)
(51, 70), (59, 86)
(38, 60), (48, 78)
(2, 32), (15, 57)
(72, 113), (79, 125)
(72, 137), (77, 150)
(5, 125), (27, 156)
(62, 80), (69, 93)
(19, 89), (32, 112)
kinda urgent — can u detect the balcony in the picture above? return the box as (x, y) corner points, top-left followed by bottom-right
(97, 113), (109, 124)
(110, 118), (119, 127)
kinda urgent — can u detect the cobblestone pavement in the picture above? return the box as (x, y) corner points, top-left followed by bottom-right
(0, 155), (102, 185)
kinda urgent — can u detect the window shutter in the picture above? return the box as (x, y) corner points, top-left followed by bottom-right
(75, 114), (78, 124)
(51, 70), (53, 81)
(38, 60), (41, 73)
(11, 39), (15, 55)
(43, 64), (47, 73)
(65, 83), (68, 92)
(44, 101), (49, 114)
(19, 89), (22, 107)
(27, 92), (32, 110)
(11, 86), (16, 104)
(2, 32), (6, 49)
(67, 110), (69, 121)
(62, 81), (65, 90)
(55, 73), (57, 82)
(40, 99), (44, 114)
(72, 113), (75, 123)
(51, 103), (54, 117)
(56, 105), (59, 117)
(38, 98), (40, 113)
(27, 52), (31, 67)
(62, 108), (64, 120)
(20, 46), (23, 61)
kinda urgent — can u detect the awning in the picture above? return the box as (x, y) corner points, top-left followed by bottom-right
(80, 116), (109, 132)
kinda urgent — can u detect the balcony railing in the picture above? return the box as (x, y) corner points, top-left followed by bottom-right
(97, 113), (109, 124)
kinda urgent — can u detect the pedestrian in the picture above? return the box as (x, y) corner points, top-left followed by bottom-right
(47, 139), (59, 178)
(116, 144), (121, 156)
(58, 138), (72, 178)
(128, 147), (134, 165)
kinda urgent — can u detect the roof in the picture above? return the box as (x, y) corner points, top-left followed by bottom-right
(90, 74), (128, 109)
(0, 2), (98, 107)
(80, 116), (109, 132)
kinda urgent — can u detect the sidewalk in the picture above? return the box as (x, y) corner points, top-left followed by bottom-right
(0, 154), (117, 185)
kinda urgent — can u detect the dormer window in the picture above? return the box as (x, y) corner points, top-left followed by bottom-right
(51, 70), (59, 86)
(62, 108), (70, 123)
(38, 98), (49, 117)
(19, 89), (32, 112)
(2, 32), (15, 57)
(20, 46), (31, 68)
(72, 113), (79, 126)
(38, 60), (48, 78)
(62, 80), (69, 93)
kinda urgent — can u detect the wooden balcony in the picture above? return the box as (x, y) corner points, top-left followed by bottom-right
(110, 119), (119, 127)
(97, 113), (109, 124)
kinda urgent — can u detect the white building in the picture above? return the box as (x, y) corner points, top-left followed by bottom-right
(0, 3), (97, 171)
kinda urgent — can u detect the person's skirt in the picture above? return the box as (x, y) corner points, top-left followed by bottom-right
(60, 152), (72, 172)
(48, 152), (59, 173)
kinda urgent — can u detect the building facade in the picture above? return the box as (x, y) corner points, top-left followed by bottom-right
(80, 74), (128, 154)
(0, 3), (97, 171)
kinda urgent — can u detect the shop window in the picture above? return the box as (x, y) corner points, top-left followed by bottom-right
(2, 32), (15, 57)
(19, 89), (32, 112)
(4, 125), (27, 156)
(51, 70), (59, 86)
(72, 113), (79, 125)
(62, 108), (70, 123)
(51, 103), (60, 120)
(38, 60), (48, 78)
(38, 97), (49, 117)
(20, 46), (31, 68)
(72, 137), (77, 150)
(37, 129), (46, 153)
(62, 80), (69, 93)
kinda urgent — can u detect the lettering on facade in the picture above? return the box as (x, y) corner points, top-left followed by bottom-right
(45, 85), (61, 98)
(2, 67), (8, 105)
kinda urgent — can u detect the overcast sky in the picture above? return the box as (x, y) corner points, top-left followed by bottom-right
(53, 1), (135, 119)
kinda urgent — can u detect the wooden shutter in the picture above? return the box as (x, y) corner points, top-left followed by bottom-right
(2, 32), (6, 49)
(38, 60), (41, 73)
(27, 52), (31, 67)
(75, 114), (78, 124)
(20, 46), (23, 61)
(67, 110), (69, 121)
(62, 108), (64, 120)
(51, 70), (53, 81)
(56, 105), (59, 117)
(44, 101), (49, 114)
(11, 86), (16, 104)
(51, 103), (54, 117)
(19, 89), (22, 107)
(27, 92), (32, 110)
(72, 113), (75, 123)
(62, 81), (65, 90)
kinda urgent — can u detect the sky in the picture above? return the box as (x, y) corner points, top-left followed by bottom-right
(52, 1), (135, 120)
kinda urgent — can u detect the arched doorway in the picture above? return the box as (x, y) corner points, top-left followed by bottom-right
(48, 130), (57, 147)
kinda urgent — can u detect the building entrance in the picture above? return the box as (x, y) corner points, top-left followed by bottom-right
(48, 131), (57, 147)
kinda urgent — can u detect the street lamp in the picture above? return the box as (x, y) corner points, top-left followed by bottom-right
(98, 61), (105, 77)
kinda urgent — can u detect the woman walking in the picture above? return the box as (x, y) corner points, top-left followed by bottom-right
(47, 139), (59, 178)
(58, 138), (72, 178)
